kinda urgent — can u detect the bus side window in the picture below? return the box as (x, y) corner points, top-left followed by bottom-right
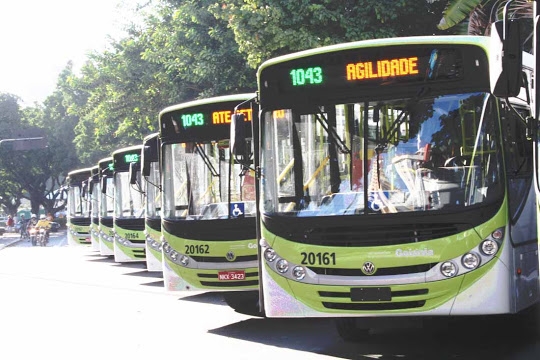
(502, 103), (533, 222)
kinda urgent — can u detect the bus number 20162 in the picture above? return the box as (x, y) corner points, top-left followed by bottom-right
(185, 244), (210, 255)
(300, 252), (336, 266)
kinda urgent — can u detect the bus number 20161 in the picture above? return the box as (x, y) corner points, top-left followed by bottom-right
(300, 252), (336, 266)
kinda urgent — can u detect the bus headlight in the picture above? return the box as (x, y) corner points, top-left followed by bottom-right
(180, 255), (189, 266)
(170, 250), (178, 262)
(461, 252), (480, 269)
(162, 242), (171, 254)
(276, 259), (289, 273)
(440, 261), (457, 277)
(480, 239), (498, 256)
(264, 248), (277, 262)
(292, 266), (306, 280)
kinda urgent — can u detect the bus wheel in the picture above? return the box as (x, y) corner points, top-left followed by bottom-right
(335, 318), (370, 342)
(223, 291), (263, 317)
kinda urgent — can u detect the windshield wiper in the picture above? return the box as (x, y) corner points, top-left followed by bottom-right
(194, 143), (219, 177)
(314, 107), (351, 155)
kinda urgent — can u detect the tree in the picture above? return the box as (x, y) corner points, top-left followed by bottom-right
(211, 0), (449, 68)
(437, 0), (532, 35)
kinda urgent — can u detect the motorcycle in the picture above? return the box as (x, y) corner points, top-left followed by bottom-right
(28, 226), (38, 246)
(37, 227), (48, 247)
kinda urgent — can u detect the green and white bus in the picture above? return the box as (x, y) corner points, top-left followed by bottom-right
(159, 94), (259, 309)
(98, 157), (115, 256)
(254, 35), (538, 337)
(143, 133), (163, 272)
(66, 167), (93, 246)
(111, 145), (146, 262)
(89, 165), (100, 251)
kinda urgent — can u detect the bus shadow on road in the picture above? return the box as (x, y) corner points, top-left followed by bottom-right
(85, 255), (115, 263)
(209, 316), (540, 360)
(123, 270), (163, 278)
(178, 291), (227, 306)
(140, 280), (165, 287)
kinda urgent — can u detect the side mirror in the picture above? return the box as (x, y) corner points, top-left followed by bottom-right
(230, 113), (247, 158)
(81, 182), (87, 198)
(142, 145), (151, 178)
(88, 181), (94, 195)
(490, 19), (522, 97)
(129, 162), (139, 185)
(101, 175), (107, 194)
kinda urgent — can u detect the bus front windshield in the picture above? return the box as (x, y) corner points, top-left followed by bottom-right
(91, 182), (100, 218)
(100, 178), (114, 218)
(163, 141), (256, 220)
(68, 185), (89, 217)
(261, 92), (503, 217)
(114, 172), (145, 218)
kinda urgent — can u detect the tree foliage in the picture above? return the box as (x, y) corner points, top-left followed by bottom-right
(211, 0), (448, 67)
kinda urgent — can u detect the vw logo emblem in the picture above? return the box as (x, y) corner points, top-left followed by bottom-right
(362, 261), (376, 275)
(226, 251), (236, 262)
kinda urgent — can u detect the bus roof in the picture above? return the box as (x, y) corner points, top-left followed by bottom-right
(67, 167), (93, 177)
(158, 93), (256, 117)
(111, 144), (143, 157)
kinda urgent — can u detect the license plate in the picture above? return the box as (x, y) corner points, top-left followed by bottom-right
(218, 270), (245, 281)
(350, 287), (392, 302)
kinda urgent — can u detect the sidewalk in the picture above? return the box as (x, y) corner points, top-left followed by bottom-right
(0, 232), (23, 250)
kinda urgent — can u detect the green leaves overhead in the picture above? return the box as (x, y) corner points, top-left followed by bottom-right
(437, 0), (484, 30)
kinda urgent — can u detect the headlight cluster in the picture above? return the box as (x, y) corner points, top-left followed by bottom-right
(115, 233), (132, 247)
(439, 228), (502, 278)
(100, 231), (114, 243)
(146, 234), (162, 251)
(162, 241), (190, 267)
(263, 244), (306, 281)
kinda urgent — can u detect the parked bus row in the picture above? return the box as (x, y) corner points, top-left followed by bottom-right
(66, 28), (540, 341)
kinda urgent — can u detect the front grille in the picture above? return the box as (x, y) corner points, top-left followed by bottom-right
(319, 288), (428, 311)
(309, 263), (437, 276)
(190, 254), (258, 263)
(132, 249), (146, 258)
(129, 239), (145, 244)
(323, 301), (426, 310)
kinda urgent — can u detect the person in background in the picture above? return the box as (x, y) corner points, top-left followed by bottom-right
(35, 214), (52, 241)
(6, 215), (14, 232)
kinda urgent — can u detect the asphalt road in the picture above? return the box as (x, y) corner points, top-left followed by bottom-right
(0, 230), (539, 360)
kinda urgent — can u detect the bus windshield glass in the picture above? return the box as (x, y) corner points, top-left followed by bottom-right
(146, 162), (161, 218)
(261, 92), (503, 216)
(100, 177), (114, 217)
(68, 185), (88, 217)
(91, 182), (100, 218)
(163, 141), (256, 220)
(114, 172), (145, 218)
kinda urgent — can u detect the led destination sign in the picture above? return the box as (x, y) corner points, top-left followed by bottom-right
(161, 99), (254, 142)
(180, 108), (253, 128)
(113, 148), (142, 171)
(124, 153), (140, 163)
(260, 44), (489, 108)
(345, 56), (419, 81)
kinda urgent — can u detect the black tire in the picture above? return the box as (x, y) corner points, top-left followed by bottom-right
(223, 291), (263, 317)
(335, 318), (371, 342)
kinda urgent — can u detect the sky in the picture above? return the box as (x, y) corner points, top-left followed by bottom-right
(0, 1), (134, 106)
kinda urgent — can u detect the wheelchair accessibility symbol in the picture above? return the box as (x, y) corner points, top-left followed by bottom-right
(230, 202), (245, 218)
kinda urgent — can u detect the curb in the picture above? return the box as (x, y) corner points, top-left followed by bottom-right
(0, 235), (24, 250)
